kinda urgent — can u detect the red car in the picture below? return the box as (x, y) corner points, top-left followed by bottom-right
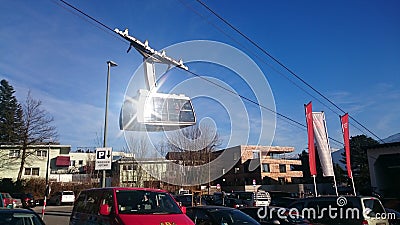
(1, 192), (14, 208)
(70, 187), (195, 225)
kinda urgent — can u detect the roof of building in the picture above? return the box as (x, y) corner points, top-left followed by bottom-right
(367, 141), (400, 150)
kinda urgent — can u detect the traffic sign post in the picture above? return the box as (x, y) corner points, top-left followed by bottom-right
(95, 147), (112, 171)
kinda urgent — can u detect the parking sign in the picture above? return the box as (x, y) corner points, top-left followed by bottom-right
(95, 147), (112, 170)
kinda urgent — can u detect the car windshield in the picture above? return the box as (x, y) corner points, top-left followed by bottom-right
(116, 190), (182, 215)
(63, 191), (74, 195)
(363, 199), (385, 216)
(0, 212), (44, 225)
(209, 208), (259, 225)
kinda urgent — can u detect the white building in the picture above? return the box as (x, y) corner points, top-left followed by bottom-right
(0, 144), (71, 181)
(0, 144), (128, 183)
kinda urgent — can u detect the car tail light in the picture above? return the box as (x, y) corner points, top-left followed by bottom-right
(24, 198), (30, 202)
(362, 220), (368, 225)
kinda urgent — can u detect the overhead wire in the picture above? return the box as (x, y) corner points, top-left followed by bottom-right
(193, 0), (384, 143)
(53, 0), (344, 147)
(53, 0), (126, 43)
(176, 0), (345, 148)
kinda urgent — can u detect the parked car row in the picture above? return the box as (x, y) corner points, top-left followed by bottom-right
(0, 192), (39, 209)
(10, 193), (36, 208)
(2, 187), (396, 225)
(67, 187), (316, 225)
(181, 191), (273, 209)
(0, 190), (77, 209)
(66, 187), (399, 225)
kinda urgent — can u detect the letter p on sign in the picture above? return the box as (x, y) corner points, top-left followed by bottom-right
(97, 150), (106, 159)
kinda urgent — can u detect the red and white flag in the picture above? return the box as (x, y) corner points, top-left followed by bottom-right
(312, 112), (335, 177)
(340, 113), (352, 178)
(305, 102), (317, 176)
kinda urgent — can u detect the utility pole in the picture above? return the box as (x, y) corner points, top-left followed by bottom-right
(102, 60), (118, 187)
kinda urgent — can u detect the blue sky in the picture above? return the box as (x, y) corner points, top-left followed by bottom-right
(1, 0), (399, 155)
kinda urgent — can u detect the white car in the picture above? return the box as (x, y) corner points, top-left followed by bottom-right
(48, 191), (75, 206)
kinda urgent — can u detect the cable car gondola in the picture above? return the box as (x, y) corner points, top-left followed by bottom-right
(120, 89), (195, 131)
(116, 28), (196, 132)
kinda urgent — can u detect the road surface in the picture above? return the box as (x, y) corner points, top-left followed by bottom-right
(33, 205), (72, 225)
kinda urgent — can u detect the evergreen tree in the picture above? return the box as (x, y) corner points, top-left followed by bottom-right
(0, 79), (23, 144)
(340, 134), (379, 195)
(333, 163), (347, 186)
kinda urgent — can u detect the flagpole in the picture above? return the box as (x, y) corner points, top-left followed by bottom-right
(332, 170), (339, 196)
(313, 175), (318, 196)
(350, 172), (356, 196)
(323, 113), (338, 196)
(305, 102), (318, 197)
(340, 114), (357, 196)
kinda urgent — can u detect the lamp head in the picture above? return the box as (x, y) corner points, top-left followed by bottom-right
(107, 60), (118, 67)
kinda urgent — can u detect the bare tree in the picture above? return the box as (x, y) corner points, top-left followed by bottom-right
(85, 152), (96, 183)
(167, 124), (221, 166)
(17, 92), (57, 181)
(164, 124), (222, 186)
(122, 135), (150, 187)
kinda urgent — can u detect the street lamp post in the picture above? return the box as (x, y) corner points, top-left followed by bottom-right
(42, 141), (51, 219)
(102, 60), (118, 188)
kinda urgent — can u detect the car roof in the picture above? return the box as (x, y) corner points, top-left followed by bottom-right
(82, 187), (169, 193)
(0, 208), (37, 214)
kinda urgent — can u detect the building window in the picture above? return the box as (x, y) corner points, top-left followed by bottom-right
(252, 151), (260, 159)
(71, 160), (76, 166)
(123, 165), (135, 171)
(78, 160), (83, 165)
(262, 163), (270, 172)
(279, 164), (286, 173)
(9, 150), (20, 158)
(24, 168), (40, 176)
(278, 177), (285, 184)
(32, 168), (39, 175)
(36, 150), (47, 157)
(233, 152), (239, 161)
